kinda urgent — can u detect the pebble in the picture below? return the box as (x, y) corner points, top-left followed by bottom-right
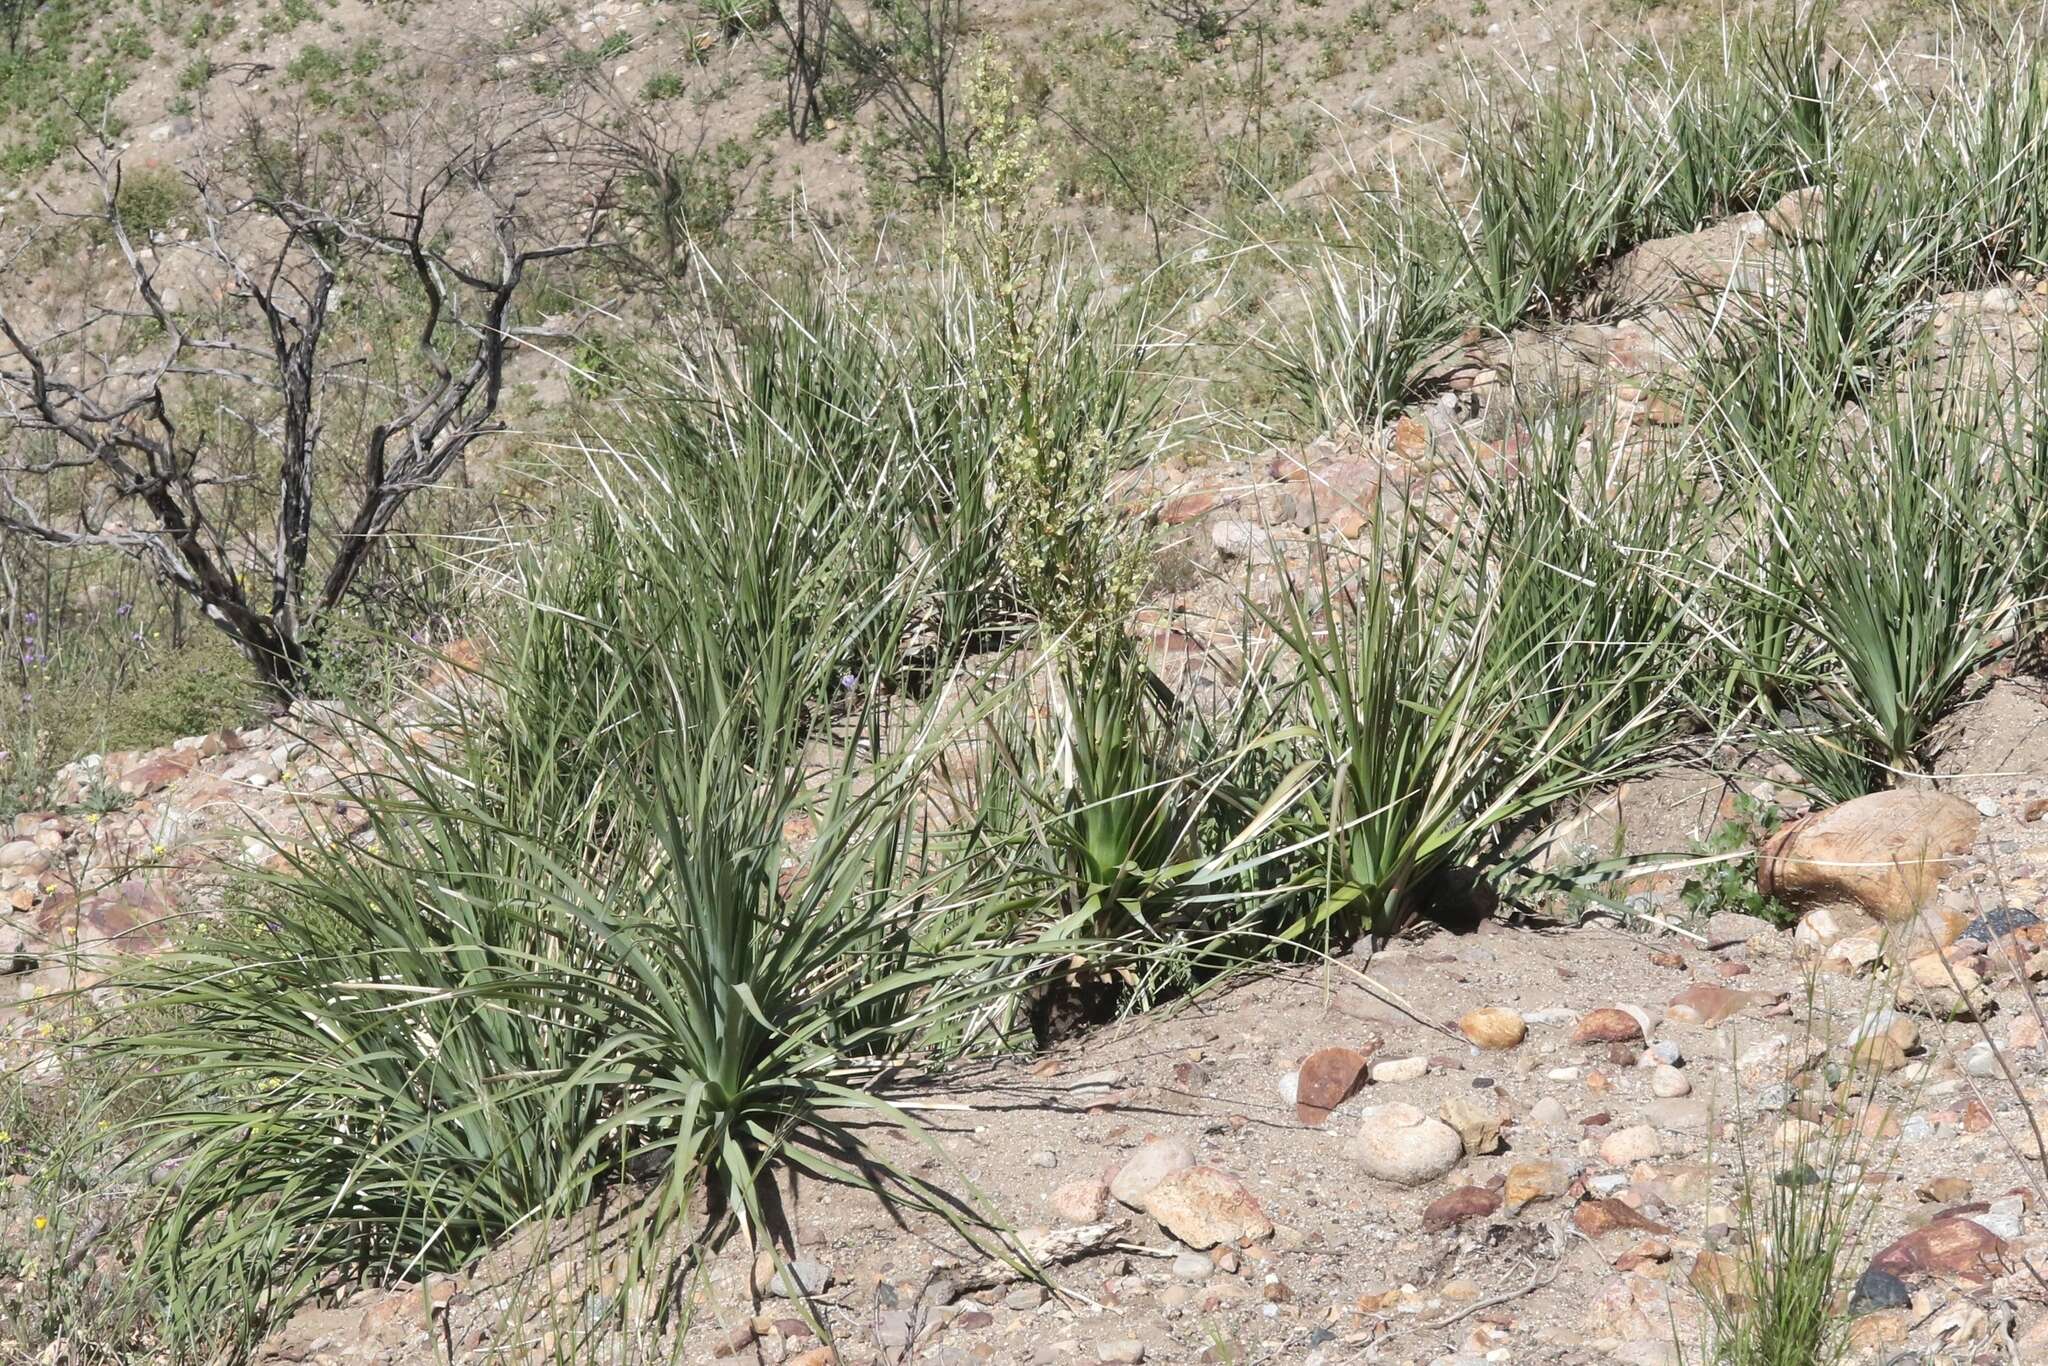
(1171, 1252), (1211, 1281)
(1649, 1065), (1691, 1097)
(1005, 1284), (1049, 1311)
(1849, 1267), (1912, 1315)
(765, 1259), (834, 1299)
(1963, 1041), (2002, 1077)
(1096, 1340), (1146, 1363)
(1753, 1083), (1793, 1112)
(1530, 1096), (1570, 1128)
(1372, 1055), (1429, 1083)
(1642, 1040), (1682, 1066)
(1030, 1150), (1059, 1169)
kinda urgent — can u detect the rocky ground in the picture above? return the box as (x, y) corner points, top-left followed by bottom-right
(9, 669), (2044, 1364)
(233, 669), (2048, 1366)
(11, 100), (2048, 1366)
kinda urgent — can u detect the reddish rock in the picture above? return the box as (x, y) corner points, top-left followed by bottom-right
(115, 753), (197, 796)
(1573, 1199), (1673, 1238)
(1664, 984), (1754, 1027)
(1869, 1217), (2009, 1282)
(1294, 1046), (1374, 1126)
(1390, 415), (1431, 458)
(1159, 491), (1222, 526)
(1421, 1185), (1501, 1232)
(1573, 1008), (1646, 1045)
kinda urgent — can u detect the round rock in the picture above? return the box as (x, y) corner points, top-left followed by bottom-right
(1458, 1007), (1527, 1049)
(1350, 1102), (1464, 1187)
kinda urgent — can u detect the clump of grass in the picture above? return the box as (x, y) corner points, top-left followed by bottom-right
(1259, 479), (1675, 945)
(1710, 1146), (1861, 1365)
(1453, 66), (1651, 329)
(105, 424), (1028, 1351)
(1638, 10), (1837, 235)
(1260, 236), (1464, 435)
(1760, 383), (2021, 795)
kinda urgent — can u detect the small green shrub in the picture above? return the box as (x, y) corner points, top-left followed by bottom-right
(1677, 797), (1791, 927)
(95, 632), (262, 753)
(112, 169), (193, 237)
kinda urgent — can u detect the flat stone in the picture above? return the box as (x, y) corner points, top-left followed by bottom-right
(1142, 1166), (1272, 1249)
(1869, 1217), (2009, 1282)
(1574, 1008), (1646, 1045)
(1664, 985), (1753, 1027)
(1574, 1199), (1673, 1238)
(1110, 1138), (1196, 1209)
(1505, 1161), (1570, 1211)
(765, 1259), (833, 1299)
(1294, 1046), (1373, 1126)
(1600, 1124), (1664, 1166)
(1422, 1185), (1502, 1232)
(1643, 1098), (1711, 1132)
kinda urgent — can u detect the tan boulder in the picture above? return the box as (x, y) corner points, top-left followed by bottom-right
(1760, 790), (1978, 924)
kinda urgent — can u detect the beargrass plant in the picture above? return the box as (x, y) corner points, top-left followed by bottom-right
(971, 630), (1301, 1008)
(1891, 34), (2048, 291)
(1258, 490), (1674, 946)
(1638, 10), (1837, 237)
(1459, 401), (1699, 781)
(1768, 160), (1938, 406)
(1453, 67), (1656, 329)
(1260, 239), (1465, 436)
(108, 426), (1035, 1350)
(1754, 384), (2023, 794)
